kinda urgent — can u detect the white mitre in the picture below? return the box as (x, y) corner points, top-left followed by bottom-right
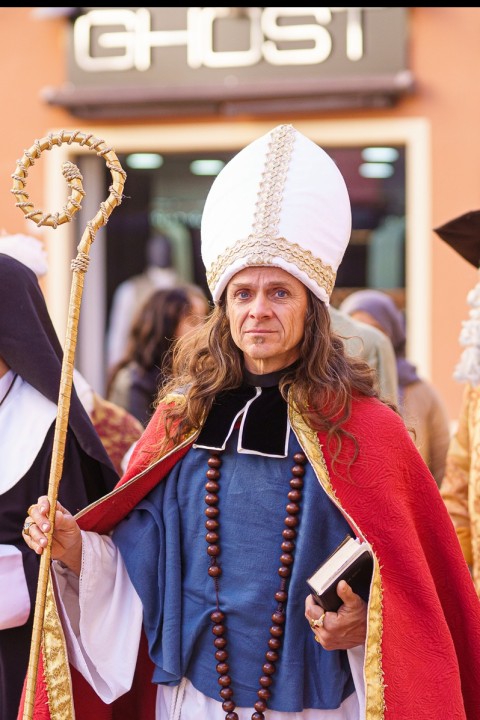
(201, 124), (352, 305)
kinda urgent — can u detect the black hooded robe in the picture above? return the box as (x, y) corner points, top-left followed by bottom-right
(0, 254), (118, 720)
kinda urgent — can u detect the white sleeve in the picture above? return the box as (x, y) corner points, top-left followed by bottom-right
(52, 530), (143, 704)
(0, 545), (30, 629)
(347, 644), (366, 719)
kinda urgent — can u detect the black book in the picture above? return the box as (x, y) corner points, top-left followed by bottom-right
(307, 535), (373, 612)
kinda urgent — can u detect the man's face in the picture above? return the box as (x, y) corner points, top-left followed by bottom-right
(225, 266), (308, 374)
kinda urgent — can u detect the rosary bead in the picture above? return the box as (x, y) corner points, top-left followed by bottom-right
(205, 493), (219, 505)
(293, 452), (307, 464)
(278, 566), (291, 578)
(257, 688), (271, 701)
(212, 623), (225, 636)
(280, 552), (293, 566)
(208, 455), (222, 468)
(282, 527), (296, 539)
(274, 590), (288, 603)
(205, 506), (220, 518)
(252, 713), (265, 720)
(291, 465), (306, 477)
(205, 480), (220, 493)
(226, 713), (239, 720)
(218, 675), (232, 687)
(215, 649), (228, 661)
(208, 544), (220, 557)
(288, 489), (301, 503)
(265, 650), (279, 662)
(284, 515), (299, 528)
(205, 518), (219, 530)
(208, 565), (222, 578)
(206, 531), (219, 543)
(207, 467), (221, 480)
(269, 624), (284, 638)
(220, 687), (233, 699)
(254, 700), (268, 712)
(259, 675), (273, 687)
(222, 700), (236, 712)
(268, 637), (281, 650)
(286, 502), (300, 515)
(216, 662), (230, 674)
(271, 611), (285, 624)
(211, 610), (225, 623)
(290, 477), (304, 490)
(214, 637), (227, 649)
(281, 540), (295, 552)
(262, 662), (276, 675)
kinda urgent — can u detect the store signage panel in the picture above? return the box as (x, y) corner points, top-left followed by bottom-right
(69, 7), (408, 84)
(46, 7), (412, 116)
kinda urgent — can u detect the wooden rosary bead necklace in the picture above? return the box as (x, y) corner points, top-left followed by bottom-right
(205, 450), (307, 720)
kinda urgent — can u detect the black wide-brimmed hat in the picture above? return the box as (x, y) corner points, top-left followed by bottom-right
(434, 210), (480, 386)
(434, 210), (480, 267)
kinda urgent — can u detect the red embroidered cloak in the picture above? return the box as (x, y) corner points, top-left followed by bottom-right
(18, 395), (480, 720)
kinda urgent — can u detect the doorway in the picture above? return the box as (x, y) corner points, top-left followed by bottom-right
(43, 118), (429, 395)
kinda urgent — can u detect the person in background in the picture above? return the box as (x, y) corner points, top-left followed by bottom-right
(0, 253), (118, 720)
(435, 209), (480, 597)
(106, 233), (179, 371)
(0, 232), (144, 477)
(73, 370), (144, 475)
(339, 288), (450, 487)
(107, 284), (209, 427)
(0, 231), (49, 276)
(329, 306), (398, 405)
(20, 125), (480, 720)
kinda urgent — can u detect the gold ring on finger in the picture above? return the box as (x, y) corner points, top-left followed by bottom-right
(308, 612), (326, 630)
(22, 520), (36, 537)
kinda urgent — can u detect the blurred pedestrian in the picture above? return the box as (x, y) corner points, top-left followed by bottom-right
(73, 370), (143, 475)
(106, 233), (179, 370)
(0, 231), (48, 276)
(107, 284), (209, 426)
(435, 209), (480, 595)
(340, 288), (450, 486)
(329, 306), (398, 404)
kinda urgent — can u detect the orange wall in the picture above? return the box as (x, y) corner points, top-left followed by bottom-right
(1, 9), (70, 233)
(2, 7), (480, 422)
(408, 8), (480, 424)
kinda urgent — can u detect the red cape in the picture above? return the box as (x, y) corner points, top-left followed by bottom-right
(19, 396), (480, 719)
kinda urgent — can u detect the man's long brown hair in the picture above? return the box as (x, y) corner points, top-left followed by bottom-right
(155, 288), (390, 465)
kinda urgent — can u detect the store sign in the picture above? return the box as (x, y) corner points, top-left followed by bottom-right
(45, 7), (412, 118)
(74, 7), (369, 72)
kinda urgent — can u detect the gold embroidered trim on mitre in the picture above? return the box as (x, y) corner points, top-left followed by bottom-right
(206, 123), (336, 297)
(289, 399), (385, 720)
(252, 123), (295, 240)
(207, 236), (336, 298)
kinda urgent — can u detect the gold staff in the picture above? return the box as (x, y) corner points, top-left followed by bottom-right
(11, 129), (126, 720)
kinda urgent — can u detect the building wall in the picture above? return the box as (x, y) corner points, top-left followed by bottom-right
(1, 6), (479, 422)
